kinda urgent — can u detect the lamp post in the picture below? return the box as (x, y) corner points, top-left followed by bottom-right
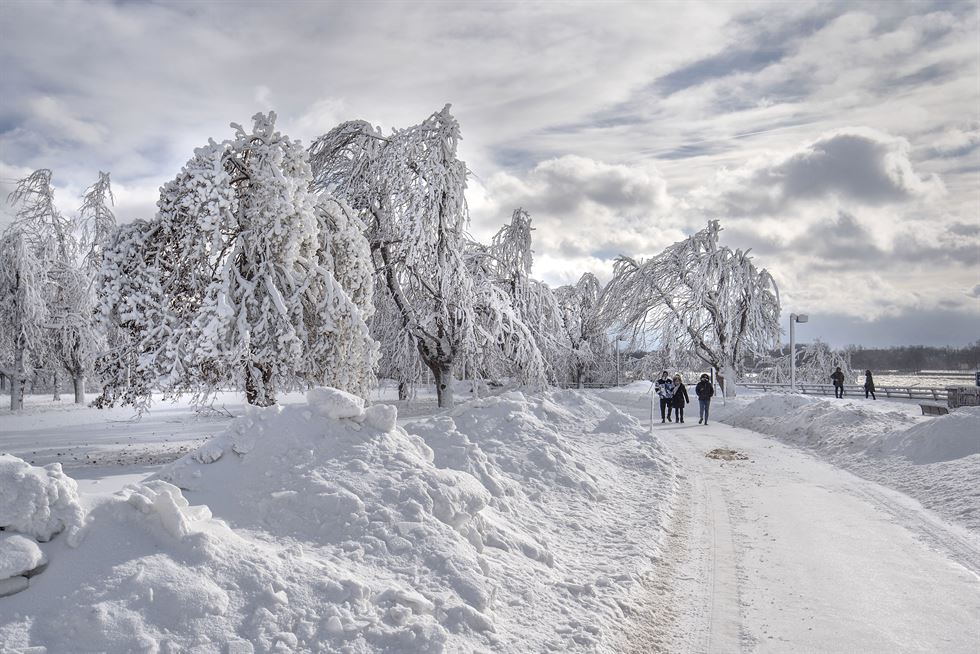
(789, 313), (809, 391)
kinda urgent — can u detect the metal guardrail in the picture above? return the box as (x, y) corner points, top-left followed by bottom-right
(554, 382), (624, 389)
(739, 382), (950, 401)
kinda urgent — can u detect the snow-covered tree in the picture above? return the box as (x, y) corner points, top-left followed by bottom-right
(308, 105), (480, 408)
(758, 339), (854, 385)
(626, 347), (704, 381)
(487, 209), (569, 383)
(79, 172), (116, 272)
(602, 221), (780, 395)
(555, 273), (609, 387)
(97, 112), (378, 408)
(1, 169), (111, 405)
(462, 239), (547, 387)
(0, 228), (50, 410)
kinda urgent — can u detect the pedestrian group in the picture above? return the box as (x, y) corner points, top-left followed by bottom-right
(654, 370), (715, 425)
(830, 367), (877, 400)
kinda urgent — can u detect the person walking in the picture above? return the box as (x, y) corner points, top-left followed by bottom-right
(831, 366), (845, 398)
(695, 373), (714, 424)
(655, 370), (674, 422)
(672, 374), (689, 423)
(864, 370), (876, 400)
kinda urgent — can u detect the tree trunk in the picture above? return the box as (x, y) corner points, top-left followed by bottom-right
(73, 375), (85, 404)
(723, 363), (737, 397)
(431, 361), (454, 408)
(397, 382), (409, 401)
(245, 364), (276, 406)
(0, 373), (6, 391)
(10, 344), (25, 411)
(575, 366), (584, 389)
(53, 370), (61, 401)
(716, 364), (737, 398)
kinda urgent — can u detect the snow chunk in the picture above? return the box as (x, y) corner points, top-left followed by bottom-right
(306, 386), (365, 419)
(364, 403), (397, 432)
(0, 454), (84, 544)
(0, 534), (46, 579)
(121, 481), (214, 539)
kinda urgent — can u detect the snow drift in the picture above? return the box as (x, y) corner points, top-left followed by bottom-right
(0, 388), (675, 653)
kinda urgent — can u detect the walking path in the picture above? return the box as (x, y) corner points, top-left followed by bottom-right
(606, 393), (980, 653)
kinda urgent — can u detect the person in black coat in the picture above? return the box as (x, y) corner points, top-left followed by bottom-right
(695, 373), (714, 424)
(671, 374), (689, 423)
(864, 370), (876, 400)
(831, 367), (845, 398)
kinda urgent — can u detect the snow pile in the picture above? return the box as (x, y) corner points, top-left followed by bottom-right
(0, 455), (83, 544)
(0, 387), (675, 653)
(719, 394), (918, 458)
(717, 395), (980, 531)
(879, 406), (980, 464)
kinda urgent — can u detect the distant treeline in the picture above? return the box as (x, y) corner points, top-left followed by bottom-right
(844, 342), (980, 372)
(742, 341), (980, 372)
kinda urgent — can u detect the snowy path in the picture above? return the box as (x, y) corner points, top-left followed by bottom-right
(606, 393), (980, 654)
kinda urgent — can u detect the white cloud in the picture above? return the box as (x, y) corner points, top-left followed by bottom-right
(473, 155), (678, 283)
(29, 96), (108, 145)
(691, 127), (945, 218)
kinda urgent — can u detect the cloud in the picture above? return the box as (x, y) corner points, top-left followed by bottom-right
(788, 308), (979, 348)
(29, 96), (108, 145)
(472, 155), (677, 282)
(0, 1), (977, 345)
(694, 128), (945, 217)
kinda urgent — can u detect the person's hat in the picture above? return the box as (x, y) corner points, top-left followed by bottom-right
(700, 373), (709, 380)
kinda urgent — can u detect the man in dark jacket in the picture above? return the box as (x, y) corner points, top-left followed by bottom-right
(695, 373), (714, 424)
(831, 367), (845, 398)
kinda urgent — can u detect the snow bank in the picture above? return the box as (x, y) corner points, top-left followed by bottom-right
(0, 455), (83, 544)
(718, 394), (918, 458)
(0, 388), (675, 653)
(716, 395), (980, 531)
(880, 406), (980, 464)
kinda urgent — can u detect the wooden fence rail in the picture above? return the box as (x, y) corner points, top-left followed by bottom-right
(738, 382), (950, 402)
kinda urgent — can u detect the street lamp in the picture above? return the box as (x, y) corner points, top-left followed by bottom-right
(789, 313), (809, 391)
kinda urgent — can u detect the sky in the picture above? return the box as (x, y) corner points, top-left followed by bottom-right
(1, 0), (978, 348)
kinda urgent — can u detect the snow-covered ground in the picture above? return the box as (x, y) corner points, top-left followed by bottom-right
(2, 384), (978, 653)
(712, 391), (980, 532)
(1, 388), (675, 652)
(602, 386), (980, 653)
